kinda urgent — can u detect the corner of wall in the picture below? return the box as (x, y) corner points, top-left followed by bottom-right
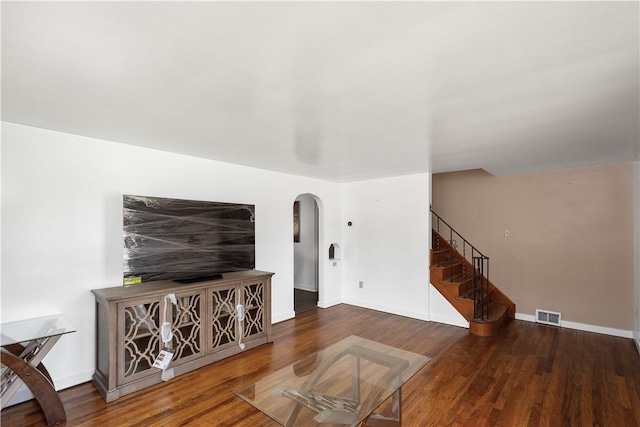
(634, 161), (640, 352)
(0, 129), (3, 295)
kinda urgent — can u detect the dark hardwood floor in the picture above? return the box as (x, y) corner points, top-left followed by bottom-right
(3, 304), (640, 426)
(294, 289), (318, 314)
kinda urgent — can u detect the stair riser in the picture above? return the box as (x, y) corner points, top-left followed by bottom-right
(431, 250), (459, 265)
(457, 278), (473, 295)
(460, 285), (493, 300)
(439, 263), (464, 279)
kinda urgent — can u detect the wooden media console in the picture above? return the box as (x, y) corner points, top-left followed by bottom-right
(92, 270), (273, 402)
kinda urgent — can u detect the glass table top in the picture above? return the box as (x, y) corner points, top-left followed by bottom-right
(235, 335), (431, 426)
(1, 315), (76, 346)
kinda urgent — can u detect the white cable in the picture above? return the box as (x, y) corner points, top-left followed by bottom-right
(237, 304), (245, 350)
(161, 293), (177, 343)
(154, 293), (177, 381)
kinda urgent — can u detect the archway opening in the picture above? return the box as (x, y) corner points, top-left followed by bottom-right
(293, 194), (320, 313)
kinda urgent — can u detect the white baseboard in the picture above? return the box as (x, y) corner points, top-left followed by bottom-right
(4, 370), (94, 407)
(272, 300), (340, 323)
(317, 298), (341, 309)
(429, 313), (469, 329)
(341, 299), (430, 322)
(272, 311), (295, 324)
(515, 313), (633, 339)
(275, 307), (634, 340)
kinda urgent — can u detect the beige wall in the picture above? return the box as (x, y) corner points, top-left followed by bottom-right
(432, 163), (634, 330)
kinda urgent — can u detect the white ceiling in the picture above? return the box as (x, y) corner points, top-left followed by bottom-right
(2, 1), (639, 182)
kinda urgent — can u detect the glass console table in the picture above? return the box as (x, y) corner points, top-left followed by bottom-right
(1, 315), (76, 425)
(235, 336), (430, 426)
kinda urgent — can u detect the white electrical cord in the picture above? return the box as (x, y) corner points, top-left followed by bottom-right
(156, 293), (177, 381)
(161, 293), (177, 343)
(237, 304), (245, 350)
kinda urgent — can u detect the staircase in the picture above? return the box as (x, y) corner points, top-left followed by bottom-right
(430, 210), (515, 337)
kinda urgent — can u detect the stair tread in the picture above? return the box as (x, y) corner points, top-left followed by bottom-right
(436, 257), (462, 264)
(459, 286), (492, 300)
(445, 280), (472, 289)
(443, 274), (472, 284)
(430, 260), (463, 269)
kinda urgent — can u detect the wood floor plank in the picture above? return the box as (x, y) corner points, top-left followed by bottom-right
(2, 304), (640, 426)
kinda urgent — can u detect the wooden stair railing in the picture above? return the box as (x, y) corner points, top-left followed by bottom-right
(430, 210), (515, 337)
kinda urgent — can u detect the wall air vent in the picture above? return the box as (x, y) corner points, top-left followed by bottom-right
(535, 309), (561, 326)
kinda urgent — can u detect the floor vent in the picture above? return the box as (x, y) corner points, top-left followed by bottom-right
(536, 309), (561, 326)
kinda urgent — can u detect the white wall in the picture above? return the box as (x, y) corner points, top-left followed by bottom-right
(0, 122), (344, 396)
(340, 173), (462, 324)
(341, 174), (432, 320)
(293, 194), (318, 292)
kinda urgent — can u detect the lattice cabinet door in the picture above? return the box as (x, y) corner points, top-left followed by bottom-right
(241, 280), (267, 342)
(118, 297), (162, 384)
(169, 290), (205, 365)
(207, 284), (239, 353)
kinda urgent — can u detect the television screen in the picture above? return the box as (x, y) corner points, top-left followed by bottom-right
(123, 195), (255, 284)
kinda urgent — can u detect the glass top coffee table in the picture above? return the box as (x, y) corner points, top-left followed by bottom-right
(235, 335), (430, 426)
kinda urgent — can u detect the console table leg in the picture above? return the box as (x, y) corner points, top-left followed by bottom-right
(3, 343), (54, 383)
(0, 351), (66, 425)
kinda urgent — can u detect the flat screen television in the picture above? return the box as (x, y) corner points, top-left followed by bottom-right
(123, 195), (255, 284)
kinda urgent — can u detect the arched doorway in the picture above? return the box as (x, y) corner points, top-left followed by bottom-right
(293, 194), (319, 313)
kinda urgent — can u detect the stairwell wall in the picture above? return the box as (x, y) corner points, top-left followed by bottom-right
(432, 163), (634, 334)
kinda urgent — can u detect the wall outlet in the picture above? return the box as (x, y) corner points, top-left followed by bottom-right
(359, 281), (364, 289)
